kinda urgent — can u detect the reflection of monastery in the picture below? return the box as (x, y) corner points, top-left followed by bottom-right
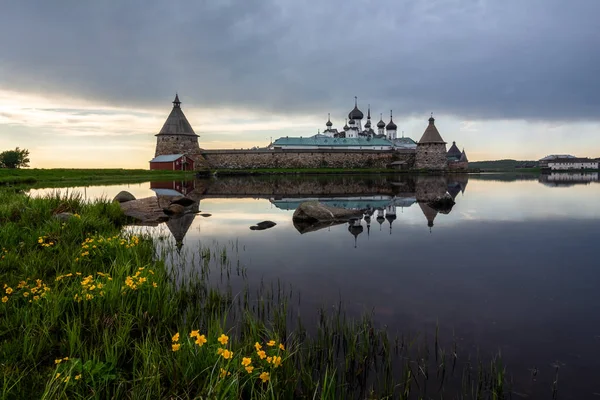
(145, 174), (468, 250)
(539, 172), (599, 187)
(149, 95), (469, 171)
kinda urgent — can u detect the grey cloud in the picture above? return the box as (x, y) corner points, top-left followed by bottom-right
(1, 0), (599, 121)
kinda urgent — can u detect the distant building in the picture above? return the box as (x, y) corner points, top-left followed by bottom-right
(538, 154), (576, 169)
(545, 158), (598, 171)
(446, 141), (469, 171)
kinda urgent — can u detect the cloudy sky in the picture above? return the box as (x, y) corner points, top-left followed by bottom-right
(0, 0), (598, 167)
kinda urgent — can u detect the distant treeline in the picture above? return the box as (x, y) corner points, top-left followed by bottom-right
(469, 159), (539, 171)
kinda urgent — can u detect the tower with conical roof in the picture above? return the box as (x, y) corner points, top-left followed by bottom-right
(155, 94), (201, 159)
(415, 114), (448, 170)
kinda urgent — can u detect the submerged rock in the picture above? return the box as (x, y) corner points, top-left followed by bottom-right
(113, 191), (136, 203)
(199, 213), (212, 218)
(293, 219), (346, 234)
(249, 221), (277, 231)
(292, 201), (364, 222)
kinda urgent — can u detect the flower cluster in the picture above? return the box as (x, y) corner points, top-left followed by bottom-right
(76, 235), (142, 262)
(2, 278), (50, 304)
(122, 267), (158, 292)
(1, 248), (7, 260)
(37, 235), (56, 248)
(52, 357), (83, 385)
(168, 331), (285, 384)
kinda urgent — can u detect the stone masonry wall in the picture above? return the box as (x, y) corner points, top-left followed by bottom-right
(155, 136), (200, 157)
(202, 149), (415, 169)
(414, 143), (448, 170)
(448, 161), (468, 171)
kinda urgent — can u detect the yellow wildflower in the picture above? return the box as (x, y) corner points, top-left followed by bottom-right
(217, 348), (224, 355)
(267, 356), (272, 363)
(23, 292), (29, 298)
(222, 349), (233, 359)
(219, 368), (231, 378)
(273, 356), (282, 368)
(152, 282), (158, 288)
(6, 286), (14, 294)
(63, 357), (69, 361)
(267, 340), (276, 347)
(75, 374), (81, 380)
(218, 334), (229, 345)
(33, 295), (40, 301)
(254, 342), (262, 351)
(172, 343), (181, 352)
(259, 372), (270, 383)
(257, 350), (267, 359)
(279, 343), (285, 351)
(195, 335), (207, 347)
(63, 376), (70, 383)
(190, 330), (199, 338)
(245, 365), (254, 374)
(55, 373), (61, 379)
(241, 357), (252, 366)
(172, 332), (180, 342)
(1, 296), (7, 303)
(38, 238), (43, 244)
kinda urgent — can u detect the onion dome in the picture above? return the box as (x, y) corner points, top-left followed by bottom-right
(364, 120), (371, 128)
(377, 113), (385, 128)
(348, 97), (364, 120)
(326, 113), (332, 127)
(386, 110), (397, 130)
(343, 119), (349, 130)
(348, 118), (355, 125)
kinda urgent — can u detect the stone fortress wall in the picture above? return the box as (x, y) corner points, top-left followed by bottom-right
(201, 149), (415, 170)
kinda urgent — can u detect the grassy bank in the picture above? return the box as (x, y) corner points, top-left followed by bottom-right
(0, 169), (195, 186)
(0, 189), (513, 399)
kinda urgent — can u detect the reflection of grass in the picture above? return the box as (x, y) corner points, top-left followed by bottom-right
(0, 168), (195, 187)
(1, 190), (522, 398)
(215, 168), (408, 175)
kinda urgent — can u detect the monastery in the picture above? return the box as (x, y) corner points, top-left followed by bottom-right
(149, 95), (468, 171)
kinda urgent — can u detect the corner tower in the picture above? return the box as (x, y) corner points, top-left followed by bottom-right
(155, 94), (201, 157)
(414, 114), (448, 170)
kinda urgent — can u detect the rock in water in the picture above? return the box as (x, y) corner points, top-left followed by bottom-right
(113, 191), (136, 203)
(249, 221), (277, 230)
(163, 204), (186, 216)
(199, 213), (212, 218)
(292, 201), (363, 222)
(427, 193), (455, 214)
(170, 197), (196, 207)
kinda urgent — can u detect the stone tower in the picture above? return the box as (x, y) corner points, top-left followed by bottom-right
(155, 94), (201, 158)
(414, 115), (448, 170)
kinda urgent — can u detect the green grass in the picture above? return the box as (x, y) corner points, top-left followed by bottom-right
(0, 188), (517, 399)
(0, 168), (195, 186)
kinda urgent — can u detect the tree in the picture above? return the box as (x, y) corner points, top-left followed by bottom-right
(0, 147), (30, 169)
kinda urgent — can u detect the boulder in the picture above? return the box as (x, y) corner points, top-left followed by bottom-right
(170, 197), (196, 207)
(199, 213), (212, 218)
(249, 221), (277, 231)
(53, 212), (74, 222)
(427, 193), (455, 214)
(292, 201), (364, 222)
(120, 197), (169, 225)
(113, 191), (136, 203)
(293, 219), (346, 234)
(163, 204), (186, 216)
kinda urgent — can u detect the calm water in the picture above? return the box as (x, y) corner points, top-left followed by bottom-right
(31, 173), (600, 398)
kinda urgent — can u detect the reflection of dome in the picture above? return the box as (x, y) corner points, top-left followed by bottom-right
(418, 202), (438, 233)
(165, 213), (196, 250)
(348, 223), (364, 248)
(376, 214), (385, 230)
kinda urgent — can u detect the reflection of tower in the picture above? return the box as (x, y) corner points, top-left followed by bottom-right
(348, 217), (363, 248)
(376, 209), (385, 231)
(165, 213), (196, 251)
(418, 203), (438, 233)
(385, 205), (396, 235)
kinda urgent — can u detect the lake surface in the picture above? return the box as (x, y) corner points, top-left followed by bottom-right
(31, 172), (600, 398)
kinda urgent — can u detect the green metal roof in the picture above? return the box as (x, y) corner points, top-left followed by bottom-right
(273, 135), (393, 147)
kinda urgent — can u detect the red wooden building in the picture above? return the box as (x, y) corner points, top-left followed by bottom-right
(149, 154), (194, 171)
